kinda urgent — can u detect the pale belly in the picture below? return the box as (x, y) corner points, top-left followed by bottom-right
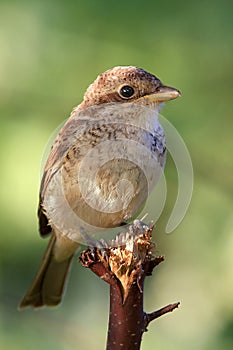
(43, 122), (165, 241)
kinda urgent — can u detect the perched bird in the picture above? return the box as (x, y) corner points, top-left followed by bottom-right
(19, 66), (180, 309)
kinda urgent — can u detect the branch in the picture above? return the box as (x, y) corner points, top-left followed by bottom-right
(79, 220), (180, 350)
(144, 302), (180, 331)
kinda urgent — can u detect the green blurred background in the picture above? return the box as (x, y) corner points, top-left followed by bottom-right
(0, 0), (232, 349)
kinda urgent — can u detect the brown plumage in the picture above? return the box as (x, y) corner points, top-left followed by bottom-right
(19, 66), (180, 309)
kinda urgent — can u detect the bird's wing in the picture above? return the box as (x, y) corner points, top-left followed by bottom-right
(38, 111), (89, 237)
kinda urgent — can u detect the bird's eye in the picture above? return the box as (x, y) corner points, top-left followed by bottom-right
(119, 85), (135, 99)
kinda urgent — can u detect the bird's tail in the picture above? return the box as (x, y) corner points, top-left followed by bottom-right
(19, 234), (77, 309)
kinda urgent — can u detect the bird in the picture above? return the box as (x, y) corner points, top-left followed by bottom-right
(19, 66), (180, 309)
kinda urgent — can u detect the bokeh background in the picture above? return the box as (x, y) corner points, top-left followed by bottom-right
(0, 0), (232, 349)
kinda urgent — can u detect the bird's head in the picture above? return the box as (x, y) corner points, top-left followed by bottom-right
(81, 66), (180, 109)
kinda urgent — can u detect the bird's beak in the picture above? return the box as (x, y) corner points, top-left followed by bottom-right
(143, 85), (181, 103)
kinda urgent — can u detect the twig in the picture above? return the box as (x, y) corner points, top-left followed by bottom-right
(143, 303), (180, 331)
(79, 220), (180, 350)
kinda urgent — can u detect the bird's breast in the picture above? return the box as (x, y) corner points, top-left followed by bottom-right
(43, 118), (166, 239)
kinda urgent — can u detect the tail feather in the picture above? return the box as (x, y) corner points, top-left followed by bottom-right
(19, 235), (75, 309)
